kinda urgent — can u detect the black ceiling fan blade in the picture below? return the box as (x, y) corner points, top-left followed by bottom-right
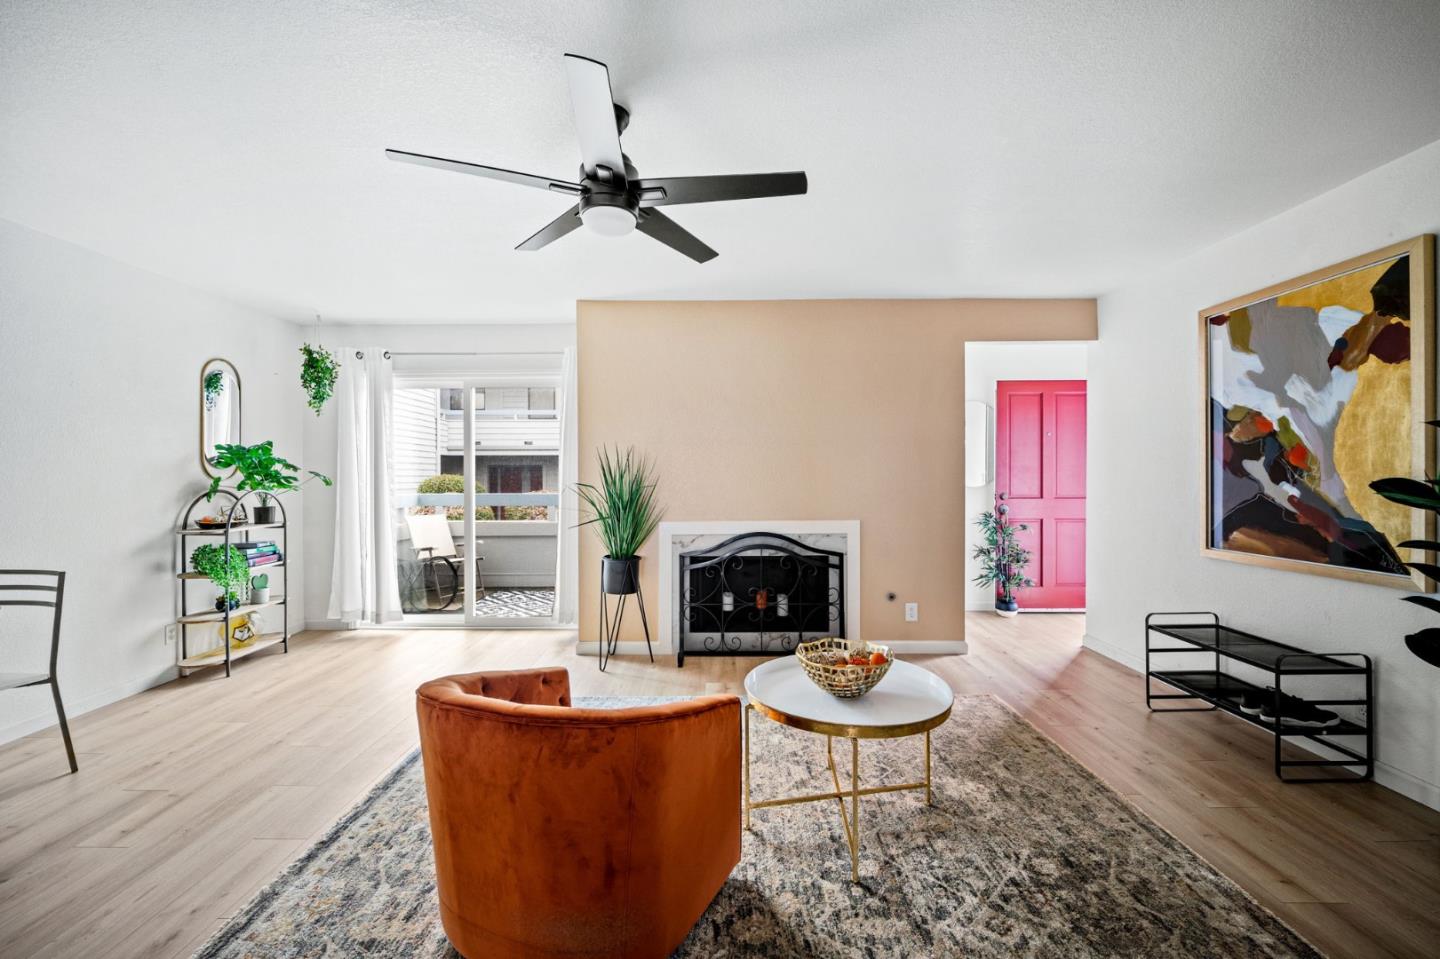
(563, 54), (626, 182)
(516, 205), (583, 251)
(633, 172), (807, 207)
(385, 149), (583, 196)
(635, 209), (717, 263)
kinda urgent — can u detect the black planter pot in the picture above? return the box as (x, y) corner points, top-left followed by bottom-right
(252, 504), (278, 525)
(995, 595), (1019, 615)
(602, 556), (640, 595)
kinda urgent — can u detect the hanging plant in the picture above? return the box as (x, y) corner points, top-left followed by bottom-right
(299, 343), (340, 414)
(203, 369), (225, 410)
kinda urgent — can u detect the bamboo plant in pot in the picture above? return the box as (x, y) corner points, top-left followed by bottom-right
(972, 494), (1034, 617)
(206, 440), (331, 524)
(575, 446), (664, 597)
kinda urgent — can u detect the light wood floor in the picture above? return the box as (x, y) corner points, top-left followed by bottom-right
(0, 615), (1435, 958)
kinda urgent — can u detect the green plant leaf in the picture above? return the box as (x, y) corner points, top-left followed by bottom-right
(1399, 595), (1440, 616)
(1397, 540), (1440, 553)
(1404, 562), (1440, 585)
(1370, 477), (1440, 511)
(1404, 628), (1440, 668)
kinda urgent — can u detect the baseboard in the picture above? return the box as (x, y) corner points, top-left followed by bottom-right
(577, 641), (656, 657)
(1082, 630), (1440, 811)
(888, 640), (968, 655)
(1082, 631), (1144, 672)
(576, 639), (968, 658)
(0, 667), (172, 749)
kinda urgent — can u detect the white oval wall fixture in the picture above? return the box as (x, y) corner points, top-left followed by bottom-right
(965, 400), (992, 488)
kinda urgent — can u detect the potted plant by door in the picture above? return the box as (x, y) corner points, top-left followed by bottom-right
(972, 494), (1034, 617)
(206, 440), (332, 524)
(575, 446), (663, 596)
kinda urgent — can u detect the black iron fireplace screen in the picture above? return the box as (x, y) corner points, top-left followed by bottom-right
(677, 532), (844, 666)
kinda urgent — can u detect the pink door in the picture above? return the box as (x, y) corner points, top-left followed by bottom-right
(994, 380), (1086, 609)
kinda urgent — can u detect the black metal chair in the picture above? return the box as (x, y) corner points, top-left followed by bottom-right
(0, 570), (77, 772)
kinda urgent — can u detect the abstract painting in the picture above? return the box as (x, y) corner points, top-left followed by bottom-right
(1202, 235), (1435, 588)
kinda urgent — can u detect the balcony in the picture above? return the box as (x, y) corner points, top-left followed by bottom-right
(392, 491), (558, 619)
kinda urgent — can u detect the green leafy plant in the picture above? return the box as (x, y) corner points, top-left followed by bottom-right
(251, 572), (269, 590)
(574, 446), (663, 559)
(203, 369), (225, 411)
(417, 474), (485, 494)
(299, 344), (340, 415)
(971, 507), (1033, 607)
(1370, 421), (1440, 668)
(191, 544), (251, 605)
(206, 440), (332, 507)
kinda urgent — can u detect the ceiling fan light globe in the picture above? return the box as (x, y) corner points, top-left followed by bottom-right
(581, 205), (636, 237)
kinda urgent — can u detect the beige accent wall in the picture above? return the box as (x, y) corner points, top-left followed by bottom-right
(577, 298), (1097, 652)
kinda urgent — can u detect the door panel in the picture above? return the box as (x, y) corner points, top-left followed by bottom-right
(1005, 391), (1045, 499)
(995, 380), (1086, 609)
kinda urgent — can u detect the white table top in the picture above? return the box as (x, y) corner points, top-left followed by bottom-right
(744, 656), (954, 739)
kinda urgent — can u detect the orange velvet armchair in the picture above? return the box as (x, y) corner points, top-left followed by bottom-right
(415, 668), (741, 959)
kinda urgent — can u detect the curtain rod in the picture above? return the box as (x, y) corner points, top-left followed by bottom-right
(353, 350), (564, 359)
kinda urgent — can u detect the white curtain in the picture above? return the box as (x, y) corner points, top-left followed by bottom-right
(553, 347), (579, 625)
(328, 348), (403, 625)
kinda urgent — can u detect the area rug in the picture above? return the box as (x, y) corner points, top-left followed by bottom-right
(194, 695), (1321, 958)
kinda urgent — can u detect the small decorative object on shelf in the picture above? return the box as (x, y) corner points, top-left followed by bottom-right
(972, 492), (1033, 616)
(250, 572), (270, 605)
(575, 446), (663, 670)
(206, 440), (331, 525)
(300, 342), (340, 415)
(1145, 611), (1373, 783)
(1369, 423), (1440, 668)
(796, 638), (891, 698)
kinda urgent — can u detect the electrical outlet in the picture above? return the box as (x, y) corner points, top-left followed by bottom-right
(164, 624), (178, 646)
(904, 602), (919, 622)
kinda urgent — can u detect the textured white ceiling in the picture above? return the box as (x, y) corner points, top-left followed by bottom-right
(3, 0), (1439, 322)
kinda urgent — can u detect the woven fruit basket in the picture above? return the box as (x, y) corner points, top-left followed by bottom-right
(796, 638), (893, 698)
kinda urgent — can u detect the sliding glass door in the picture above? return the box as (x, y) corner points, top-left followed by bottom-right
(390, 370), (561, 626)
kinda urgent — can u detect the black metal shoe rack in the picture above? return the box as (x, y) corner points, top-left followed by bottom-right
(1145, 611), (1373, 783)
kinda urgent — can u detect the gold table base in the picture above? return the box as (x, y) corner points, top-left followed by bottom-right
(744, 703), (933, 882)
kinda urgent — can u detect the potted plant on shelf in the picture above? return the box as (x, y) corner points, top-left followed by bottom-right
(972, 493), (1033, 617)
(249, 572), (270, 605)
(575, 446), (663, 596)
(206, 440), (332, 524)
(191, 544), (251, 611)
(1370, 422), (1440, 668)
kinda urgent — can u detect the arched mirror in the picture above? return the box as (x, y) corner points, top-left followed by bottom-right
(200, 359), (242, 477)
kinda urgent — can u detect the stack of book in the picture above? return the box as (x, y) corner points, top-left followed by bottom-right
(234, 541), (283, 568)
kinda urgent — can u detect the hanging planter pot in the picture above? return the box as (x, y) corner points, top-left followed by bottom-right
(602, 556), (640, 595)
(299, 343), (340, 415)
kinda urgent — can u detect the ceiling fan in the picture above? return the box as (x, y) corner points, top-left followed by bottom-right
(386, 53), (807, 263)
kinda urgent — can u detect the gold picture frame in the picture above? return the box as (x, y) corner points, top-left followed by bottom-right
(1199, 234), (1435, 590)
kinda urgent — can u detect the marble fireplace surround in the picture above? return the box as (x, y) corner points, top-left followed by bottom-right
(658, 520), (862, 658)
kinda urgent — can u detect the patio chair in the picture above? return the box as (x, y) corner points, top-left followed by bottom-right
(404, 513), (485, 609)
(0, 570), (77, 772)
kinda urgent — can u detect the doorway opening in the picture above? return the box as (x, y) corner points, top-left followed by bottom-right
(965, 342), (1088, 614)
(390, 362), (566, 627)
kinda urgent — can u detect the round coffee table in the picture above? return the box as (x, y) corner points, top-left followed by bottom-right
(743, 656), (954, 881)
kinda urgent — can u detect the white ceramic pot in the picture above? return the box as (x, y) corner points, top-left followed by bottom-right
(250, 586), (271, 605)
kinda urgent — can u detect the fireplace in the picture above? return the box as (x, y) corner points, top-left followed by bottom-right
(676, 531), (846, 666)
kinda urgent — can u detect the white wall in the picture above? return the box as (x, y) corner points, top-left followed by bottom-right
(963, 342), (1088, 609)
(300, 323), (576, 627)
(1087, 137), (1440, 809)
(0, 218), (306, 745)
